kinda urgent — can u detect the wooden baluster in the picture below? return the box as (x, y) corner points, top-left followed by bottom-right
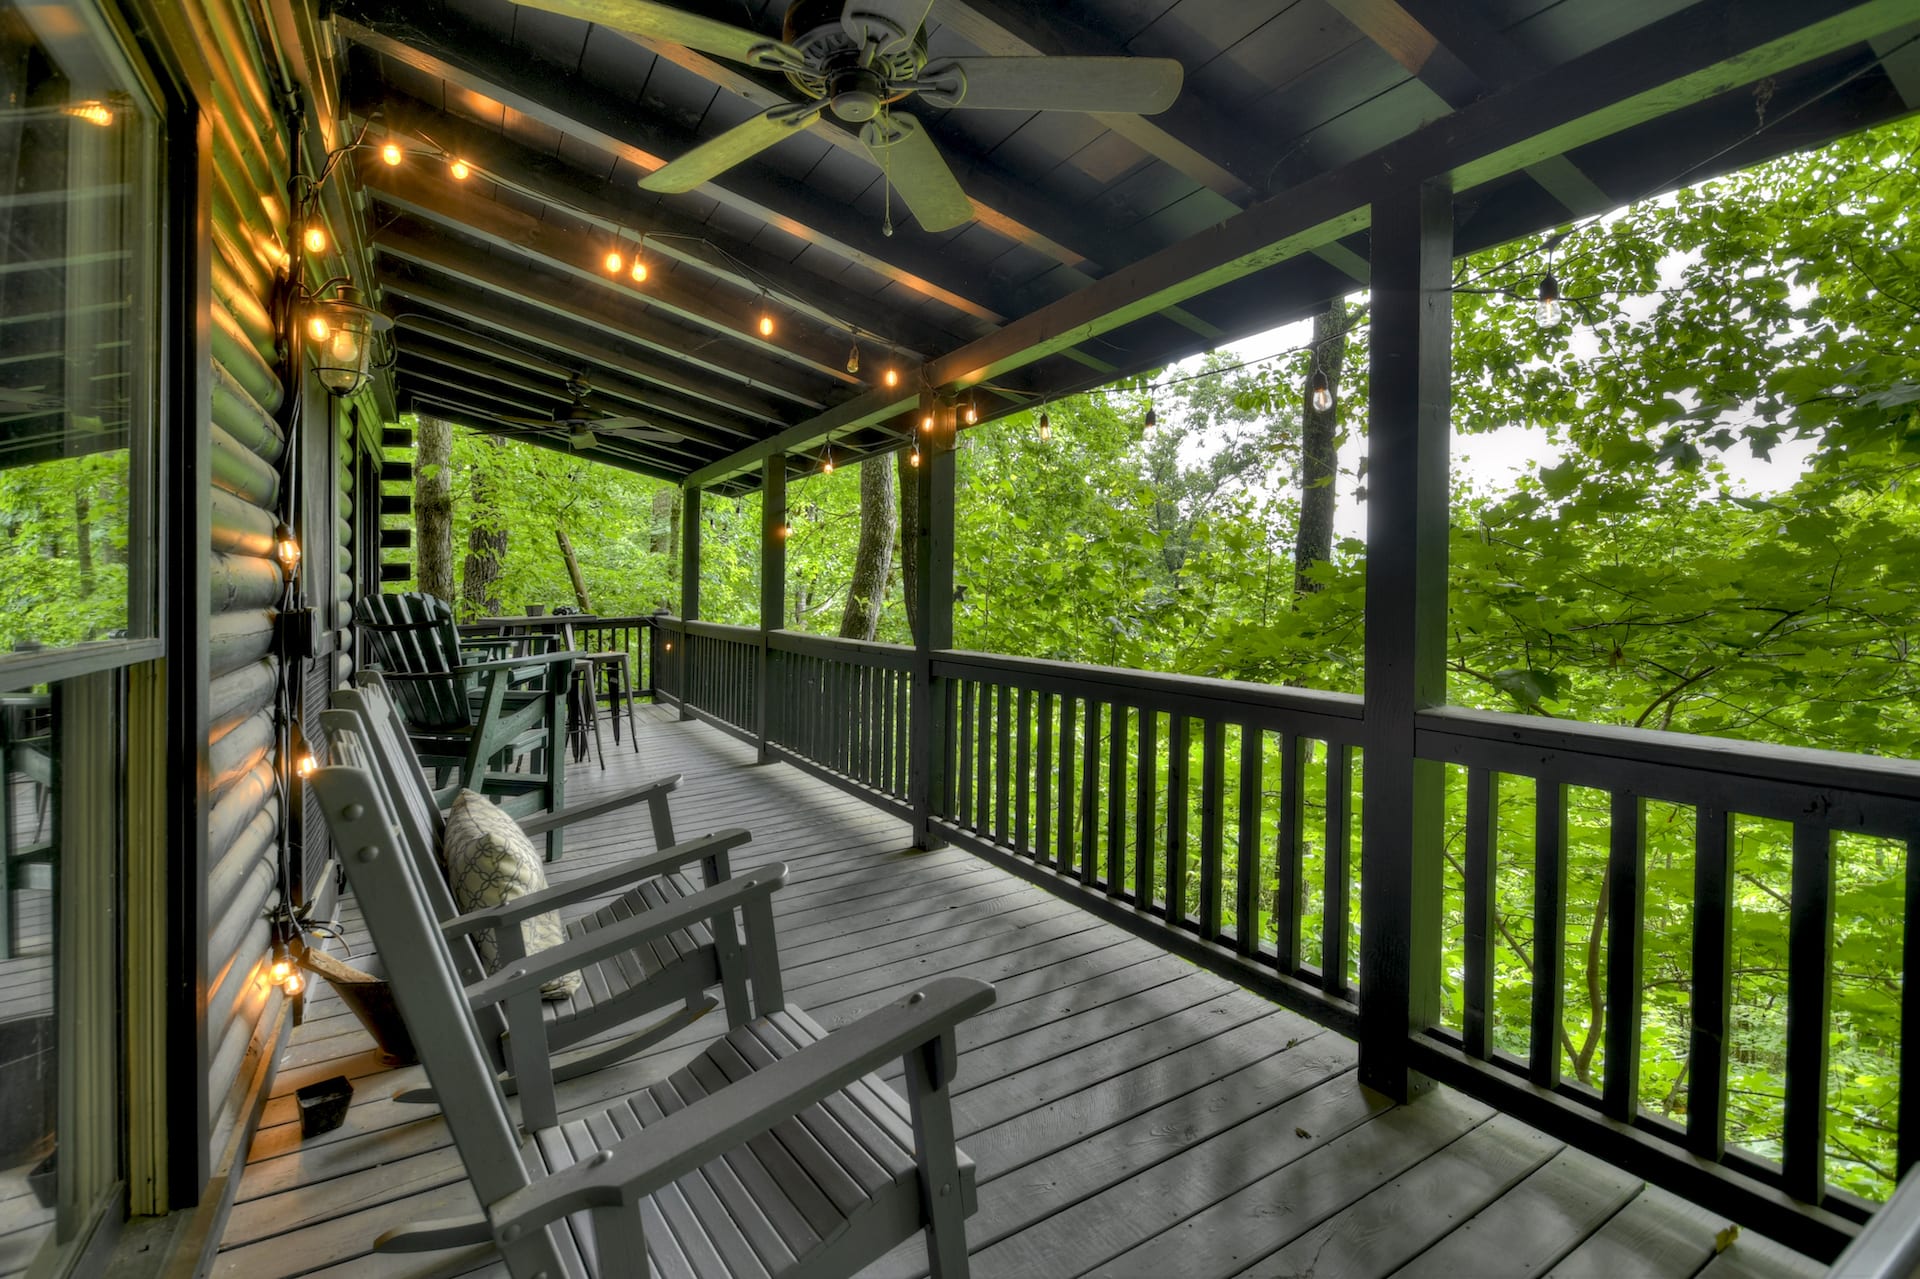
(957, 680), (976, 830)
(1236, 726), (1261, 956)
(1603, 791), (1645, 1121)
(1036, 693), (1053, 865)
(1056, 696), (1077, 876)
(1107, 705), (1127, 899)
(941, 676), (959, 820)
(1199, 719), (1225, 940)
(896, 668), (910, 798)
(1462, 767), (1497, 1060)
(1689, 810), (1735, 1159)
(1531, 779), (1568, 1089)
(1323, 742), (1353, 996)
(1166, 715), (1189, 925)
(1079, 699), (1101, 885)
(1015, 687), (1033, 856)
(1274, 735), (1303, 972)
(976, 682), (993, 835)
(996, 680), (1013, 844)
(1784, 822), (1834, 1204)
(1136, 710), (1158, 911)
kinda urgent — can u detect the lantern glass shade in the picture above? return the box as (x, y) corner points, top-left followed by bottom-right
(306, 285), (391, 396)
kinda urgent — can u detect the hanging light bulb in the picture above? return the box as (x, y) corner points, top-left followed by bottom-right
(822, 441), (835, 473)
(846, 340), (861, 374)
(630, 256), (648, 283)
(296, 753), (318, 779)
(1536, 271), (1561, 327)
(921, 412), (935, 433)
(775, 521), (791, 540)
(909, 444), (922, 467)
(303, 222), (328, 255)
(963, 395), (978, 425)
(274, 521), (301, 575)
(268, 954), (293, 985)
(1143, 402), (1158, 429)
(604, 248), (624, 275)
(758, 307), (775, 338)
(1038, 409), (1051, 442)
(1310, 368), (1333, 413)
(449, 157), (471, 180)
(883, 365), (899, 388)
(284, 969), (305, 997)
(380, 142), (403, 166)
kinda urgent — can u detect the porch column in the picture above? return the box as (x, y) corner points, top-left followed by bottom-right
(1358, 177), (1452, 1101)
(758, 456), (787, 762)
(910, 394), (955, 849)
(679, 484), (701, 720)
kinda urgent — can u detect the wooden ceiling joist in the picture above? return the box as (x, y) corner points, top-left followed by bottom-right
(684, 0), (1907, 488)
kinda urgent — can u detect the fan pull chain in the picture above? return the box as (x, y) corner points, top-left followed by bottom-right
(881, 108), (896, 238)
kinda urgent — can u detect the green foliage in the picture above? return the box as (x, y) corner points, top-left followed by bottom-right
(0, 450), (131, 650)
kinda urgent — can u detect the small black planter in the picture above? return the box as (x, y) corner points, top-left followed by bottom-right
(295, 1076), (354, 1139)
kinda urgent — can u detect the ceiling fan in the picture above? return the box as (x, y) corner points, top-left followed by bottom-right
(514, 0), (1185, 232)
(490, 376), (679, 450)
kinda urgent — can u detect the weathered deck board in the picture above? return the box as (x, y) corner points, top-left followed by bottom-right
(216, 706), (1823, 1279)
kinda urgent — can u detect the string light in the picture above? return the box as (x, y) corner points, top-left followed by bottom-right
(846, 339), (861, 374)
(1143, 402), (1158, 429)
(296, 753), (317, 779)
(449, 158), (471, 180)
(821, 439), (835, 473)
(774, 521), (791, 539)
(604, 247), (624, 275)
(62, 101), (114, 127)
(630, 256), (649, 283)
(1038, 407), (1051, 442)
(380, 142), (403, 166)
(274, 522), (301, 575)
(909, 443), (922, 467)
(303, 223), (328, 255)
(284, 970), (305, 997)
(921, 411), (935, 433)
(963, 395), (978, 425)
(1309, 368), (1333, 413)
(269, 955), (293, 985)
(883, 365), (900, 388)
(1536, 270), (1561, 326)
(757, 298), (775, 338)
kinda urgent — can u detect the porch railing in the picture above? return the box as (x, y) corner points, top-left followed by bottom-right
(645, 617), (1920, 1258)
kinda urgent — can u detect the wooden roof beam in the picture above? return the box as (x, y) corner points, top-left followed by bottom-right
(686, 0), (1911, 488)
(381, 275), (772, 439)
(353, 91), (973, 357)
(332, 2), (1012, 325)
(373, 222), (829, 418)
(406, 390), (703, 485)
(362, 162), (863, 387)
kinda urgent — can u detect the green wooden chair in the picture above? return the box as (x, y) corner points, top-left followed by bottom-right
(356, 592), (575, 859)
(324, 674), (772, 1101)
(311, 723), (993, 1278)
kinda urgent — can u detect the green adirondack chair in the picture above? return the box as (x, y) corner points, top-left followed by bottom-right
(311, 720), (993, 1278)
(356, 592), (574, 859)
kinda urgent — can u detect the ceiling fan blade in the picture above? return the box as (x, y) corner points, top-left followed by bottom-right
(842, 0), (933, 55)
(920, 56), (1184, 115)
(641, 102), (826, 193)
(510, 1), (802, 69)
(496, 414), (561, 427)
(568, 429), (600, 449)
(594, 416), (679, 442)
(861, 114), (971, 233)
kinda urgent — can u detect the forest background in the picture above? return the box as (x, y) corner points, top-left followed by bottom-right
(5, 113), (1914, 1203)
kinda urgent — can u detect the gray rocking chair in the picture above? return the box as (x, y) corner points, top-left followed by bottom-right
(357, 592), (575, 858)
(321, 677), (768, 1120)
(311, 726), (994, 1278)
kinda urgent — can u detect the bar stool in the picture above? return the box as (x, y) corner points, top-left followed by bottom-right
(585, 649), (640, 752)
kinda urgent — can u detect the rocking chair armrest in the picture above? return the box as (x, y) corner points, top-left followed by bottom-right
(463, 863), (788, 1010)
(439, 827), (752, 938)
(515, 773), (682, 838)
(488, 977), (995, 1237)
(452, 650), (586, 677)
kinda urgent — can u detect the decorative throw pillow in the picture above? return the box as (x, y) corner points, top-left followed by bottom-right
(440, 790), (580, 1000)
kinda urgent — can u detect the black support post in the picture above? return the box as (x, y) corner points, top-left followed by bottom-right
(1358, 177), (1452, 1101)
(679, 485), (701, 721)
(910, 396), (955, 850)
(757, 456), (786, 762)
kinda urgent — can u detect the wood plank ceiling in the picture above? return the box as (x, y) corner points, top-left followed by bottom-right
(326, 0), (1920, 492)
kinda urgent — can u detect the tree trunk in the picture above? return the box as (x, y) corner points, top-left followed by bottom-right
(839, 456), (897, 640)
(649, 486), (678, 609)
(556, 527), (592, 612)
(74, 490), (93, 599)
(1293, 301), (1349, 597)
(461, 436), (507, 617)
(415, 414), (455, 601)
(897, 447), (921, 642)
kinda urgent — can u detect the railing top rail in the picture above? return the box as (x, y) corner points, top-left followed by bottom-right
(769, 630), (915, 668)
(1420, 706), (1920, 822)
(681, 619), (760, 642)
(933, 648), (1366, 740)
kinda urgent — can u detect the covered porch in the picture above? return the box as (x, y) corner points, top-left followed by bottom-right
(218, 707), (1824, 1279)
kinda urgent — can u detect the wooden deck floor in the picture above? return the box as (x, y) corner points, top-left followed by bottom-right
(217, 706), (1826, 1279)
